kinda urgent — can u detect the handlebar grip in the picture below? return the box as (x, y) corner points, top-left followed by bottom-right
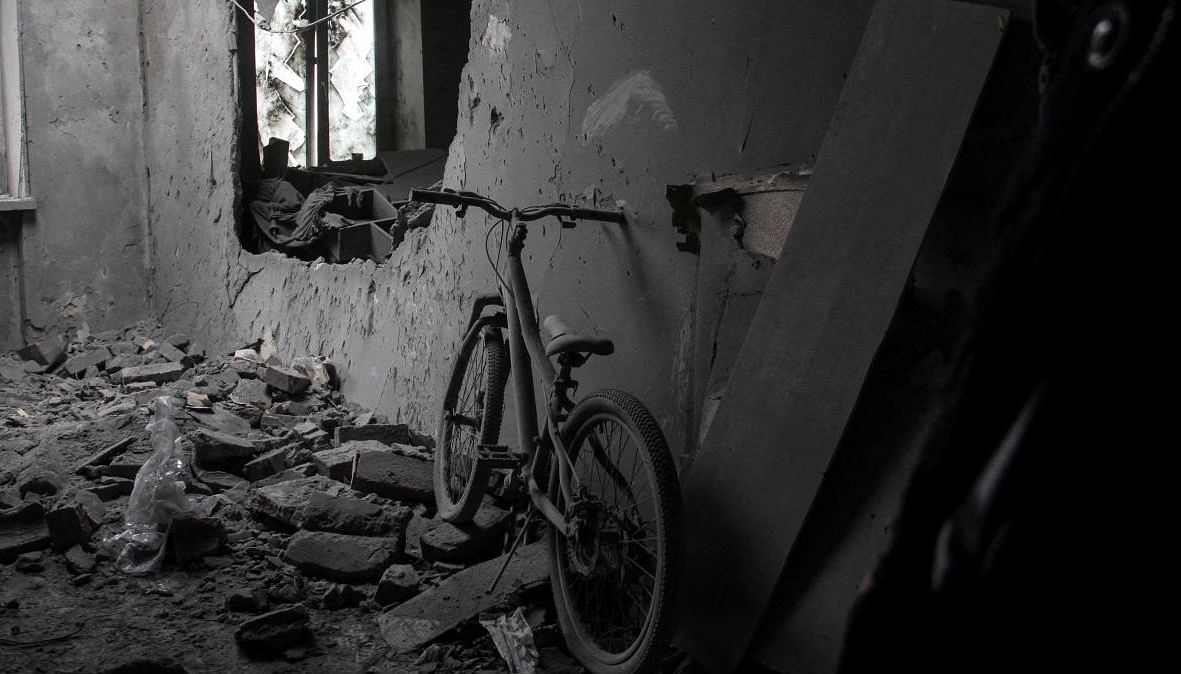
(409, 188), (464, 207)
(569, 206), (627, 224)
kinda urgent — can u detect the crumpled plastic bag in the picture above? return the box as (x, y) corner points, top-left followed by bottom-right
(480, 607), (540, 673)
(101, 397), (189, 575)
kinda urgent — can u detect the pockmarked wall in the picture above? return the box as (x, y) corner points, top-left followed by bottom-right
(145, 0), (874, 449)
(9, 0), (150, 340)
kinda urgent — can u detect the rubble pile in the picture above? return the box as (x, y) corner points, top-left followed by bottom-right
(0, 321), (561, 672)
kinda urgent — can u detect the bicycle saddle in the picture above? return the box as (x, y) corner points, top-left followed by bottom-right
(543, 315), (614, 357)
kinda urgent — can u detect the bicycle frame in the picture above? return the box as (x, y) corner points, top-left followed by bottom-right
(484, 212), (580, 535)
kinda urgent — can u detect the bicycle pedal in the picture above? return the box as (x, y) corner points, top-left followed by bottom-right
(476, 445), (522, 469)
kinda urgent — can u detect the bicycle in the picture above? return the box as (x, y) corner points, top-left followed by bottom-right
(410, 187), (684, 674)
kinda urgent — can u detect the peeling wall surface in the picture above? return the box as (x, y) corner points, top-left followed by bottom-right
(13, 0), (149, 337)
(146, 0), (875, 449)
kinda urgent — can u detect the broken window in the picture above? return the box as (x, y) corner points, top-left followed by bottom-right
(234, 1), (471, 263)
(1, 0), (32, 208)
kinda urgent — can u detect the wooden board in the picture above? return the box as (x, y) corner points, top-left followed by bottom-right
(378, 541), (549, 653)
(676, 1), (1008, 671)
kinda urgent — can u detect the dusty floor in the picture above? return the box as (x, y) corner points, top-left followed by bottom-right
(0, 321), (596, 673)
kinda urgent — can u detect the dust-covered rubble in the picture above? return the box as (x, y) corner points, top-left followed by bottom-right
(0, 320), (560, 672)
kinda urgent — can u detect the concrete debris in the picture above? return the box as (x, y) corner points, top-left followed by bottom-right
(226, 588), (270, 614)
(168, 513), (227, 563)
(283, 530), (400, 583)
(1, 318), (543, 669)
(62, 347), (113, 378)
(234, 604), (311, 654)
(351, 448), (433, 504)
(419, 502), (512, 564)
(259, 364), (311, 394)
(64, 544), (97, 574)
(374, 563), (421, 606)
(334, 422), (412, 447)
(310, 441), (367, 482)
(118, 362), (187, 385)
(46, 489), (105, 550)
(86, 475), (135, 500)
(191, 428), (257, 468)
(378, 542), (550, 653)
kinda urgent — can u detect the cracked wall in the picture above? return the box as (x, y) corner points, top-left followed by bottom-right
(144, 0), (874, 455)
(7, 1), (150, 342)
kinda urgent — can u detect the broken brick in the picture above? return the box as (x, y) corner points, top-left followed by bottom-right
(61, 347), (113, 378)
(118, 362), (186, 385)
(419, 502), (512, 564)
(168, 514), (227, 563)
(260, 365), (311, 394)
(351, 449), (433, 504)
(46, 490), (105, 550)
(334, 423), (412, 447)
(283, 530), (399, 583)
(242, 447), (289, 482)
(191, 428), (257, 468)
(235, 605), (311, 654)
(374, 563), (420, 606)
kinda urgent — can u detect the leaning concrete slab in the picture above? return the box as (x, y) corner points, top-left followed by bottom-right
(677, 2), (1009, 671)
(378, 542), (549, 654)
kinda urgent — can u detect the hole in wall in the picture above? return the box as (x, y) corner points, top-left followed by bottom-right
(233, 0), (473, 263)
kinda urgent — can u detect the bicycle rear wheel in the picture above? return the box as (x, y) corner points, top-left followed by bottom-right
(548, 389), (683, 674)
(435, 320), (506, 523)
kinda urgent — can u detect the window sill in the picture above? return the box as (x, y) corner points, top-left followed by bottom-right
(0, 196), (36, 212)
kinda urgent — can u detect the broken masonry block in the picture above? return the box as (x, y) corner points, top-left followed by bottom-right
(282, 530), (399, 583)
(377, 542), (550, 654)
(17, 466), (65, 498)
(242, 447), (289, 482)
(234, 604), (311, 654)
(373, 563), (421, 606)
(350, 449), (433, 504)
(293, 420), (318, 436)
(0, 520), (52, 564)
(311, 442), (370, 482)
(62, 347), (113, 378)
(191, 428), (257, 468)
(164, 333), (191, 350)
(16, 334), (66, 368)
(301, 492), (411, 538)
(334, 423), (412, 447)
(320, 582), (367, 610)
(168, 514), (227, 564)
(46, 490), (105, 550)
(118, 362), (186, 385)
(156, 341), (188, 364)
(245, 475), (353, 530)
(64, 544), (97, 574)
(86, 476), (136, 501)
(252, 463), (316, 487)
(259, 365), (311, 395)
(226, 588), (270, 614)
(106, 453), (151, 480)
(419, 502), (512, 565)
(230, 378), (271, 407)
(76, 437), (136, 474)
(261, 413), (302, 431)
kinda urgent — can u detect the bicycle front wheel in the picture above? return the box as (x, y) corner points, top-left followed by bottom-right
(548, 389), (683, 674)
(435, 320), (506, 523)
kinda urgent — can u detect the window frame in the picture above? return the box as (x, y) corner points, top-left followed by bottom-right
(1, 0), (34, 210)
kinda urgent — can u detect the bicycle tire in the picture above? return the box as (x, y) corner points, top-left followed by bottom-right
(548, 389), (683, 674)
(434, 320), (506, 523)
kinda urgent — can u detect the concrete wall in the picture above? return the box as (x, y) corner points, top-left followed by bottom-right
(146, 0), (875, 450)
(8, 0), (150, 340)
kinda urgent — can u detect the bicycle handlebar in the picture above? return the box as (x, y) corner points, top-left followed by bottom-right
(410, 188), (626, 225)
